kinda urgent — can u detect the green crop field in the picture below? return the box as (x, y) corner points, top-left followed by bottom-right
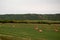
(0, 23), (60, 40)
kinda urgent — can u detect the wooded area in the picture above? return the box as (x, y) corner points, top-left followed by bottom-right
(0, 14), (60, 24)
(0, 14), (60, 21)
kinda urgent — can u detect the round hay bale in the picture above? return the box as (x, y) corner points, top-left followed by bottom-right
(34, 27), (38, 30)
(55, 29), (59, 32)
(38, 29), (43, 32)
(34, 25), (38, 30)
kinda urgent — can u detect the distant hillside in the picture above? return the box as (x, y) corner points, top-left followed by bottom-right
(0, 14), (60, 21)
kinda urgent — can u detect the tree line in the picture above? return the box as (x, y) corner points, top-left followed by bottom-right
(0, 14), (60, 21)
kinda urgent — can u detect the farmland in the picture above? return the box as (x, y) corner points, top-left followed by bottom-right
(0, 23), (60, 40)
(0, 14), (60, 40)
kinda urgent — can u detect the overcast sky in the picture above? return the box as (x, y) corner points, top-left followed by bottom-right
(0, 0), (60, 14)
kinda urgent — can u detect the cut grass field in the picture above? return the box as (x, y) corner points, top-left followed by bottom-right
(0, 23), (60, 40)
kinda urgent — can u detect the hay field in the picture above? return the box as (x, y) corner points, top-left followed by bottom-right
(0, 23), (60, 40)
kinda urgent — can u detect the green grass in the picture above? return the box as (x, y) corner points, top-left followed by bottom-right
(0, 23), (60, 40)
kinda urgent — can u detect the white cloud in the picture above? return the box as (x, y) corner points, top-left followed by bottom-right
(0, 0), (60, 14)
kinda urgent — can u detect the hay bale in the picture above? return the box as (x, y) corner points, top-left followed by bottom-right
(38, 29), (43, 32)
(55, 29), (59, 32)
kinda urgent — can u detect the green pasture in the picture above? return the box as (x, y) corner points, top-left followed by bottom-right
(0, 23), (60, 40)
